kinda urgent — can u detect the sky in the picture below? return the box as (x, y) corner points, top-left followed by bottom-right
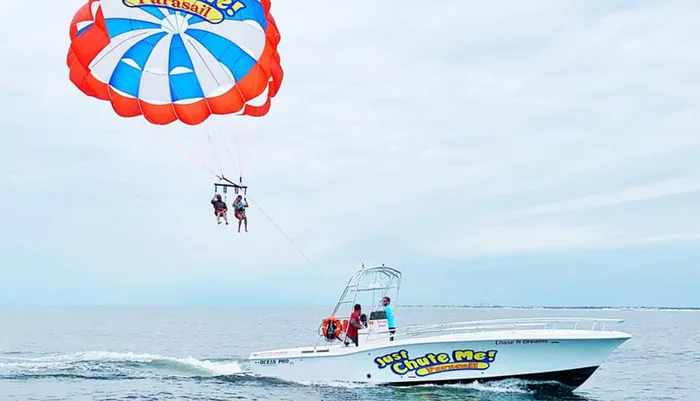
(0, 0), (699, 308)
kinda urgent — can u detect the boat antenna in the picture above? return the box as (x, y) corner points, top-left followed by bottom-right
(347, 217), (365, 269)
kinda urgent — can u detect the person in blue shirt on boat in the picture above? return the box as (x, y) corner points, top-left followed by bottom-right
(382, 296), (396, 341)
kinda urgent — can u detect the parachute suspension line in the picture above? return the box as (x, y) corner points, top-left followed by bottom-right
(133, 85), (240, 195)
(221, 126), (243, 177)
(215, 121), (244, 184)
(207, 116), (239, 182)
(205, 127), (224, 178)
(142, 124), (220, 179)
(152, 81), (241, 187)
(211, 119), (244, 187)
(236, 128), (245, 180)
(120, 105), (320, 278)
(245, 195), (328, 278)
(150, 88), (318, 278)
(219, 130), (241, 186)
(139, 112), (223, 182)
(162, 52), (241, 182)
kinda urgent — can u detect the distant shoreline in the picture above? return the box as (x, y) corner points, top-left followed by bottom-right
(400, 305), (700, 311)
(1, 305), (698, 310)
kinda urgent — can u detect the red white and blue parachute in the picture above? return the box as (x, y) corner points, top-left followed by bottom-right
(67, 0), (284, 126)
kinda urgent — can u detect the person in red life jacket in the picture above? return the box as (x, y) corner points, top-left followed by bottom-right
(211, 194), (228, 225)
(345, 303), (363, 347)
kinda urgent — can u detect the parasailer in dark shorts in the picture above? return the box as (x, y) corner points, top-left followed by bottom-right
(211, 194), (229, 225)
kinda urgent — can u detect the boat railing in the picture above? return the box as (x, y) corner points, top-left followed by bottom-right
(363, 317), (625, 343)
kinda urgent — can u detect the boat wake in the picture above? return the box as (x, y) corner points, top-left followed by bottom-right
(0, 351), (593, 399)
(286, 376), (583, 398)
(297, 378), (531, 392)
(292, 377), (594, 400)
(0, 351), (245, 381)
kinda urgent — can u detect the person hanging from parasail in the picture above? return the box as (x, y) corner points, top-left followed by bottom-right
(233, 195), (249, 233)
(211, 194), (229, 225)
(67, 0), (286, 222)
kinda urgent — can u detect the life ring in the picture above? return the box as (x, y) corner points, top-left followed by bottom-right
(321, 316), (343, 340)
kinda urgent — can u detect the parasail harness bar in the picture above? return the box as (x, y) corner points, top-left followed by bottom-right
(214, 175), (247, 197)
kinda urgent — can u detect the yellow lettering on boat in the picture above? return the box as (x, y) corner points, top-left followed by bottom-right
(374, 349), (498, 376)
(416, 362), (490, 376)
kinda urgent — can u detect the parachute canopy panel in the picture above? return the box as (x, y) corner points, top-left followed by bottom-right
(67, 0), (284, 126)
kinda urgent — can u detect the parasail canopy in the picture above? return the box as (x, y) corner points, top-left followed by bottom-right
(67, 0), (284, 126)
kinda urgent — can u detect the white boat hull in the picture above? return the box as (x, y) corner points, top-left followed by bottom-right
(249, 330), (630, 388)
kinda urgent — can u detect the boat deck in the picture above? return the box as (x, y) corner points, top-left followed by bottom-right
(249, 317), (630, 359)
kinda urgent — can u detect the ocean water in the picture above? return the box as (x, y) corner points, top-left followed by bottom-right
(0, 306), (697, 401)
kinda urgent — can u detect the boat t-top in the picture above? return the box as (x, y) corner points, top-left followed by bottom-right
(248, 264), (631, 390)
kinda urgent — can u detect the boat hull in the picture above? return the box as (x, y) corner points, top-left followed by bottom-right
(249, 333), (629, 389)
(384, 365), (599, 389)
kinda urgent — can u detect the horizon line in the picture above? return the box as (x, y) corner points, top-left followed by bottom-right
(400, 305), (700, 310)
(0, 304), (698, 310)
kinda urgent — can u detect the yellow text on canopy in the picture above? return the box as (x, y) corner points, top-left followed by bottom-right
(123, 0), (246, 24)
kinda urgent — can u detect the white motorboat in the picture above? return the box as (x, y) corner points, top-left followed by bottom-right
(248, 265), (631, 389)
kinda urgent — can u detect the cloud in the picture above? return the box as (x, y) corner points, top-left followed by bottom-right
(431, 222), (617, 257)
(431, 220), (700, 259)
(1, 0), (700, 305)
(496, 177), (700, 221)
(623, 233), (700, 246)
(431, 177), (700, 258)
